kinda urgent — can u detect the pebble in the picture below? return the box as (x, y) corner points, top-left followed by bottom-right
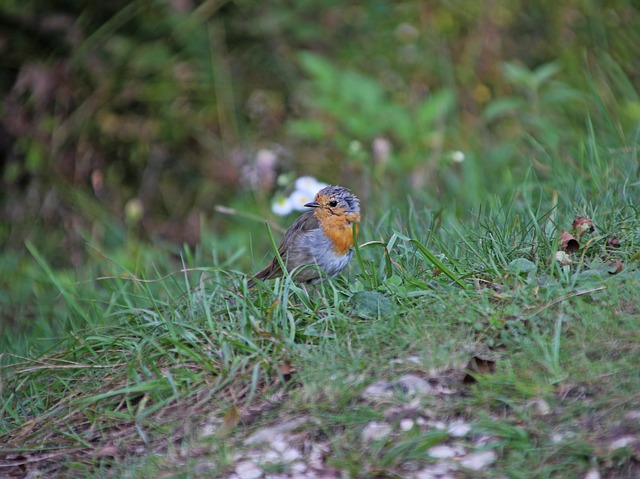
(361, 421), (393, 442)
(434, 462), (457, 473)
(428, 420), (447, 430)
(235, 461), (263, 479)
(414, 463), (455, 479)
(584, 468), (601, 479)
(395, 375), (433, 396)
(609, 435), (636, 450)
(261, 450), (279, 462)
(290, 461), (307, 473)
(245, 419), (304, 445)
(281, 447), (302, 462)
(270, 436), (288, 453)
(200, 422), (219, 437)
(427, 445), (457, 459)
(447, 421), (471, 437)
(459, 450), (497, 471)
(400, 418), (415, 431)
(362, 380), (394, 401)
(624, 410), (640, 420)
(414, 470), (438, 479)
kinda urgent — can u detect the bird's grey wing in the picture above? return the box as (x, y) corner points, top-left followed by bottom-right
(277, 210), (320, 257)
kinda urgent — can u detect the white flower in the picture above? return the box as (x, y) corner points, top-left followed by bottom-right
(271, 196), (293, 216)
(372, 137), (391, 165)
(294, 176), (328, 197)
(255, 149), (277, 167)
(450, 150), (465, 163)
(289, 189), (316, 211)
(348, 140), (362, 154)
(271, 176), (328, 215)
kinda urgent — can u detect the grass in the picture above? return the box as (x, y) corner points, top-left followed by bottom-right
(2, 151), (639, 478)
(1, 51), (640, 475)
(2, 3), (639, 477)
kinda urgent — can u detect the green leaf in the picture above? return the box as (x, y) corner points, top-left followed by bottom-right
(298, 52), (336, 90)
(286, 119), (326, 139)
(416, 88), (455, 129)
(483, 97), (527, 122)
(348, 291), (395, 320)
(533, 61), (562, 86)
(502, 62), (535, 89)
(507, 258), (537, 275)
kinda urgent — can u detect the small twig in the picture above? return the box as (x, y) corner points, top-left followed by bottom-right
(215, 205), (286, 233)
(528, 285), (606, 318)
(89, 267), (212, 284)
(0, 449), (83, 467)
(0, 354), (118, 373)
(14, 364), (115, 374)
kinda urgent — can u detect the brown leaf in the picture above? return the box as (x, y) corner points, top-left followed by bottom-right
(559, 229), (579, 253)
(95, 445), (118, 457)
(572, 216), (595, 241)
(277, 361), (296, 382)
(463, 356), (496, 383)
(606, 237), (621, 249)
(555, 250), (573, 266)
(217, 405), (240, 438)
(605, 259), (623, 275)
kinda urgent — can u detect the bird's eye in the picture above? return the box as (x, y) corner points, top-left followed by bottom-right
(328, 200), (338, 207)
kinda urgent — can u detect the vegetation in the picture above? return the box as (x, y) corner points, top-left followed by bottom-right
(1, 1), (639, 477)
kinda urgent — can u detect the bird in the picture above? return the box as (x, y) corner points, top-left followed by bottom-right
(248, 185), (360, 287)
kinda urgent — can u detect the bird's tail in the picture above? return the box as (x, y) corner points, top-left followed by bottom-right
(246, 261), (280, 289)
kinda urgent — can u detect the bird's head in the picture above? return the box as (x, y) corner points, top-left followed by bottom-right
(304, 185), (360, 222)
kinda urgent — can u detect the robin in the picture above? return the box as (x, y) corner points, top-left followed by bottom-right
(248, 185), (360, 287)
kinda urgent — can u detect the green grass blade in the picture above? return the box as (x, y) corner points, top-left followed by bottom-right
(410, 239), (468, 289)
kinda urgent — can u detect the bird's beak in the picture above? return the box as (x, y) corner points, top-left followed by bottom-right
(304, 200), (320, 208)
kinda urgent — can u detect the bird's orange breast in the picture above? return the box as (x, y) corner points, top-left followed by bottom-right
(317, 212), (360, 255)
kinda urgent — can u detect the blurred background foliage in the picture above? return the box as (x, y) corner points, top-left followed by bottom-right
(1, 0), (639, 350)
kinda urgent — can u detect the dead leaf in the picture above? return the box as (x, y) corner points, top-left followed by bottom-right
(217, 405), (240, 438)
(95, 445), (118, 457)
(606, 237), (621, 249)
(572, 217), (595, 241)
(463, 355), (497, 383)
(559, 229), (579, 253)
(605, 259), (623, 275)
(277, 361), (296, 381)
(555, 250), (573, 266)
